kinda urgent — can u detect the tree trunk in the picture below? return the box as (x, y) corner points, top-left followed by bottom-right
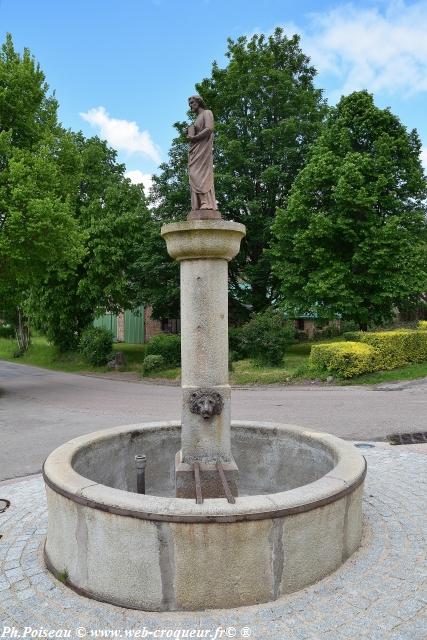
(15, 307), (30, 355)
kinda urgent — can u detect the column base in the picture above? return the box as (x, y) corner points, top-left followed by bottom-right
(187, 209), (222, 220)
(175, 450), (239, 500)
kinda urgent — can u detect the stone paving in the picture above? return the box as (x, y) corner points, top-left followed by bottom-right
(0, 447), (426, 640)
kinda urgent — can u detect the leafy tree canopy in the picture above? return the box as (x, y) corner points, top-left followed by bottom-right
(272, 91), (427, 328)
(0, 34), (151, 351)
(148, 28), (327, 320)
(0, 34), (82, 318)
(31, 134), (151, 350)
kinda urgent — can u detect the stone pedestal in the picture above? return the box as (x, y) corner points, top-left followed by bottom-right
(161, 217), (246, 498)
(174, 451), (239, 500)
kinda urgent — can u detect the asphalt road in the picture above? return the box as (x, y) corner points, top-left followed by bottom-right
(1, 360), (427, 480)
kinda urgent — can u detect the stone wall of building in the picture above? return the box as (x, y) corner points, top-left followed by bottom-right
(144, 306), (163, 342)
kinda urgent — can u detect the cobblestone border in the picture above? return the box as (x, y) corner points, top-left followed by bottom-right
(1, 448), (426, 639)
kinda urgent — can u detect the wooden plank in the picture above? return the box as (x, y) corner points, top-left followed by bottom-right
(216, 462), (236, 504)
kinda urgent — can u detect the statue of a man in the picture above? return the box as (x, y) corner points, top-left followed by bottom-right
(186, 96), (217, 211)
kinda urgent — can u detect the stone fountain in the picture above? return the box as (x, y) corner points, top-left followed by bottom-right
(43, 97), (365, 611)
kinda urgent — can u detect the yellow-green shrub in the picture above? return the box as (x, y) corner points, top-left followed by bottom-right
(358, 330), (427, 369)
(309, 342), (376, 378)
(404, 331), (427, 362)
(418, 320), (427, 330)
(310, 328), (427, 378)
(358, 331), (407, 369)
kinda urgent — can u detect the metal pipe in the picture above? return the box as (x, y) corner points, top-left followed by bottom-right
(135, 455), (146, 494)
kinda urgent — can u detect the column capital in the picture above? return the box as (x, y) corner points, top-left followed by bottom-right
(161, 219), (246, 262)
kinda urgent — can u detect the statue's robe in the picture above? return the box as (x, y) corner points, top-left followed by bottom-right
(188, 109), (217, 210)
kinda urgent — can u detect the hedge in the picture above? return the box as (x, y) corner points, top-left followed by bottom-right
(419, 320), (427, 330)
(311, 328), (427, 378)
(309, 342), (376, 378)
(352, 330), (427, 370)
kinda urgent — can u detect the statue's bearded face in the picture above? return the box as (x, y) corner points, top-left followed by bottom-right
(189, 97), (199, 112)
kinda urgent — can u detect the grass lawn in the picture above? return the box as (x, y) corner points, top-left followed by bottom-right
(230, 343), (311, 385)
(342, 361), (427, 385)
(0, 336), (99, 373)
(229, 340), (342, 385)
(0, 336), (181, 380)
(1, 334), (427, 385)
(116, 343), (180, 379)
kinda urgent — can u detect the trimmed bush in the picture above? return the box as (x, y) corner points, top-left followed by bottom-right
(309, 342), (376, 378)
(142, 354), (165, 374)
(357, 330), (427, 370)
(314, 328), (427, 378)
(78, 326), (114, 366)
(240, 309), (294, 366)
(418, 320), (427, 330)
(145, 334), (181, 367)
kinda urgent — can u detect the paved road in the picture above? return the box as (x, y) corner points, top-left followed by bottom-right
(1, 360), (427, 480)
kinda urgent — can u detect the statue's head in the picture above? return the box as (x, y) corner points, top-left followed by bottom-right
(188, 95), (206, 112)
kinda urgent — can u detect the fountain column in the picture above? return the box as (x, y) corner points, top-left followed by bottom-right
(161, 214), (245, 498)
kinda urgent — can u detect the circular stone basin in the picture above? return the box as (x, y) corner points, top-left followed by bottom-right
(43, 421), (366, 611)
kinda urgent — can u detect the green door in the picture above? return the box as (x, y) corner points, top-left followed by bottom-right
(93, 313), (117, 339)
(124, 306), (145, 344)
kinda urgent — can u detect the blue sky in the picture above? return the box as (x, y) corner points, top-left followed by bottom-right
(1, 0), (427, 194)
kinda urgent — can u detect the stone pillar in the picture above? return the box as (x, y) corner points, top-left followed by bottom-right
(161, 217), (246, 498)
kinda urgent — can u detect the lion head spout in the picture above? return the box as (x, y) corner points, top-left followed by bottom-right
(189, 389), (224, 420)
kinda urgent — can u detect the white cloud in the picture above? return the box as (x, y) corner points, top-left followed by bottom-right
(80, 106), (161, 163)
(125, 170), (153, 196)
(299, 1), (427, 99)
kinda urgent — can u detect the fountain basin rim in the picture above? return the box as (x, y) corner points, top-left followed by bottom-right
(43, 421), (366, 523)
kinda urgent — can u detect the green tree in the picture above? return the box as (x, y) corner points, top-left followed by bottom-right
(148, 28), (327, 320)
(0, 34), (57, 148)
(31, 135), (151, 350)
(0, 35), (152, 351)
(0, 35), (83, 349)
(239, 308), (295, 365)
(272, 91), (427, 329)
(131, 214), (180, 320)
